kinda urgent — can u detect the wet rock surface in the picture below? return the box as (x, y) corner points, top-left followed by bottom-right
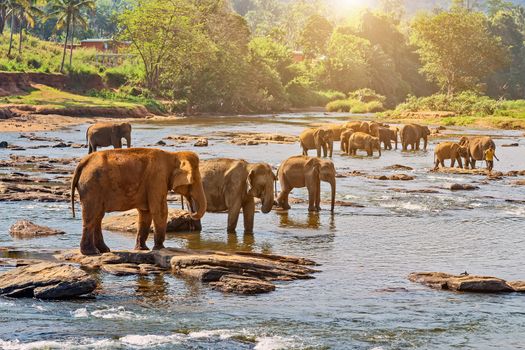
(0, 262), (97, 299)
(54, 248), (318, 295)
(194, 138), (209, 147)
(9, 220), (65, 238)
(449, 183), (479, 191)
(102, 209), (202, 233)
(408, 272), (524, 293)
(370, 174), (415, 181)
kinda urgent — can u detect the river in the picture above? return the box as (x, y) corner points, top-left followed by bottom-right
(0, 112), (524, 349)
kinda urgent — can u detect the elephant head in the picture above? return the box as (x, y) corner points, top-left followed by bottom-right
(359, 122), (371, 134)
(368, 122), (380, 137)
(247, 163), (275, 214)
(112, 122), (132, 148)
(314, 128), (334, 157)
(319, 160), (336, 212)
(171, 152), (207, 220)
(459, 136), (469, 146)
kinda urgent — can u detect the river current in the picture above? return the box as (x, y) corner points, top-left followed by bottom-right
(0, 112), (524, 349)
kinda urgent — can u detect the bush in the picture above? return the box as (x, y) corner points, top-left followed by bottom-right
(104, 61), (144, 88)
(326, 98), (384, 113)
(88, 89), (166, 114)
(326, 99), (353, 112)
(348, 88), (386, 103)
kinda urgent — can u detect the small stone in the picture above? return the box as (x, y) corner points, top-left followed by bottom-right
(0, 141), (8, 148)
(52, 142), (69, 148)
(9, 220), (66, 238)
(0, 262), (97, 299)
(194, 138), (208, 147)
(156, 140), (167, 146)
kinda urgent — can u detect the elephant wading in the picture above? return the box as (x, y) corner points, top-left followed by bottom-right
(300, 127), (334, 158)
(200, 158), (275, 234)
(400, 124), (430, 151)
(86, 122), (132, 154)
(433, 142), (469, 170)
(344, 121), (370, 134)
(378, 126), (399, 150)
(459, 136), (496, 169)
(321, 123), (346, 141)
(71, 148), (207, 255)
(348, 132), (381, 157)
(340, 129), (354, 154)
(276, 156), (336, 212)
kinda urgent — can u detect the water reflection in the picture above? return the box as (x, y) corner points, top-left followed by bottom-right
(277, 211), (335, 230)
(178, 232), (256, 252)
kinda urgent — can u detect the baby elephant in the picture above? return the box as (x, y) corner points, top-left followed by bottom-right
(277, 155), (336, 212)
(348, 132), (381, 157)
(86, 122), (132, 154)
(340, 129), (354, 154)
(434, 142), (469, 170)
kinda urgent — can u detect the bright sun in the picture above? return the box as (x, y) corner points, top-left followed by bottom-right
(336, 0), (372, 10)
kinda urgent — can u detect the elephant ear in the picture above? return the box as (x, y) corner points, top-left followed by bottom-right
(247, 169), (257, 196)
(313, 129), (323, 145)
(171, 159), (194, 189)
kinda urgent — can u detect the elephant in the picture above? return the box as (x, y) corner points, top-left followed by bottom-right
(71, 148), (207, 255)
(400, 123), (431, 151)
(347, 132), (382, 157)
(199, 158), (275, 234)
(459, 136), (496, 169)
(86, 122), (132, 154)
(378, 126), (399, 150)
(322, 123), (346, 141)
(433, 142), (469, 170)
(276, 155), (336, 212)
(344, 121), (370, 134)
(367, 121), (381, 137)
(299, 127), (334, 158)
(340, 129), (354, 154)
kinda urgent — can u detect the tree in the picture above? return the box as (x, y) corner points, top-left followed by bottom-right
(411, 9), (508, 95)
(451, 0), (485, 11)
(299, 14), (333, 58)
(49, 0), (96, 72)
(380, 0), (405, 20)
(16, 0), (44, 55)
(0, 0), (7, 34)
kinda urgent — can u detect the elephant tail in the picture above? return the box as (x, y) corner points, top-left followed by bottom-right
(71, 158), (87, 218)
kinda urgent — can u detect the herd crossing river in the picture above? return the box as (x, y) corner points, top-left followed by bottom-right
(0, 112), (524, 349)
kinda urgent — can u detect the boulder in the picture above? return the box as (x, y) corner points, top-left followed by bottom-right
(0, 141), (8, 148)
(52, 142), (69, 148)
(449, 183), (479, 191)
(9, 220), (66, 238)
(156, 140), (167, 146)
(408, 272), (514, 293)
(0, 262), (97, 299)
(102, 209), (201, 233)
(211, 275), (275, 294)
(194, 138), (208, 147)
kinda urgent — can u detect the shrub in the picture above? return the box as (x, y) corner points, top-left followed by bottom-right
(326, 99), (353, 112)
(348, 88), (386, 103)
(326, 98), (384, 113)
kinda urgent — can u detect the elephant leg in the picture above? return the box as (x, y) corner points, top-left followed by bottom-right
(94, 215), (110, 253)
(227, 201), (242, 234)
(242, 197), (255, 234)
(114, 139), (122, 149)
(80, 207), (101, 256)
(306, 177), (319, 212)
(152, 207), (168, 250)
(457, 158), (463, 169)
(315, 180), (321, 211)
(434, 159), (439, 170)
(471, 159), (476, 169)
(440, 160), (445, 168)
(135, 209), (152, 251)
(88, 143), (93, 154)
(277, 188), (291, 210)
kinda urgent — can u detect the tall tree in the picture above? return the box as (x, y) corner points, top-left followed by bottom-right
(411, 8), (508, 95)
(16, 0), (44, 55)
(49, 0), (96, 72)
(299, 14), (333, 58)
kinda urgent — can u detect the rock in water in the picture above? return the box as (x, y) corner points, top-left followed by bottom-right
(102, 209), (201, 233)
(0, 141), (8, 148)
(449, 183), (479, 191)
(408, 272), (514, 293)
(9, 220), (66, 238)
(0, 262), (97, 299)
(194, 138), (209, 147)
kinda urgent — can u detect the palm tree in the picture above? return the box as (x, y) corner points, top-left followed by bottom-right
(0, 0), (8, 35)
(16, 0), (44, 55)
(49, 0), (95, 72)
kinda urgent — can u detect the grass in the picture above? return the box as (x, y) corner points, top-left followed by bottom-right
(326, 98), (384, 113)
(1, 85), (142, 109)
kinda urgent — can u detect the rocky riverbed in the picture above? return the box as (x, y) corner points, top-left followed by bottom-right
(1, 112), (524, 349)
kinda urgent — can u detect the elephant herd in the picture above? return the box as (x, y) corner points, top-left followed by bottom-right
(299, 121), (431, 158)
(72, 120), (497, 256)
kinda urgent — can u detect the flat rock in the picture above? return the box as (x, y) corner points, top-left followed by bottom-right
(508, 281), (525, 292)
(370, 174), (415, 181)
(211, 275), (276, 294)
(409, 272), (514, 293)
(102, 209), (201, 233)
(449, 183), (479, 191)
(390, 188), (440, 194)
(194, 138), (208, 147)
(384, 164), (414, 171)
(0, 262), (97, 299)
(9, 220), (65, 238)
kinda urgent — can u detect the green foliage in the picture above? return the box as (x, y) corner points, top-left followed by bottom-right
(348, 88), (386, 103)
(104, 61), (144, 87)
(299, 14), (333, 58)
(326, 99), (384, 113)
(88, 88), (166, 113)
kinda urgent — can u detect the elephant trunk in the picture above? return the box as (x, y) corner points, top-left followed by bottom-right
(126, 135), (131, 148)
(189, 181), (207, 220)
(261, 183), (274, 214)
(329, 179), (336, 212)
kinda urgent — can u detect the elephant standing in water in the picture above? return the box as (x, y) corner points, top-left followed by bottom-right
(347, 132), (381, 157)
(276, 156), (336, 212)
(200, 158), (275, 234)
(300, 127), (335, 158)
(378, 127), (399, 150)
(433, 142), (469, 169)
(86, 122), (132, 154)
(400, 124), (430, 151)
(459, 136), (496, 169)
(71, 149), (207, 255)
(340, 129), (354, 154)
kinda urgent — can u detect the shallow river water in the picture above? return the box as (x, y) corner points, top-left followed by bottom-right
(0, 112), (524, 349)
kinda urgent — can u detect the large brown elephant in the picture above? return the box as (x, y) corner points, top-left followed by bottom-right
(347, 132), (381, 157)
(344, 121), (370, 134)
(378, 127), (399, 150)
(367, 121), (381, 137)
(71, 148), (207, 255)
(86, 122), (132, 154)
(400, 124), (431, 151)
(340, 129), (354, 154)
(276, 156), (336, 212)
(299, 127), (334, 158)
(200, 158), (275, 234)
(433, 142), (469, 170)
(459, 136), (496, 169)
(322, 123), (346, 141)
